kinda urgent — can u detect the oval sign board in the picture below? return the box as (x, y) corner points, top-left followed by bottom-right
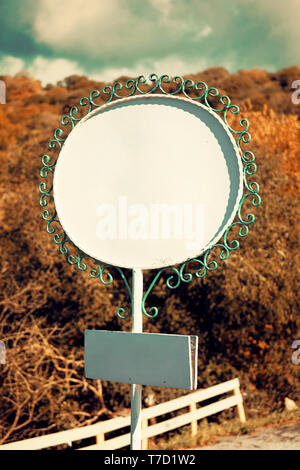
(53, 95), (243, 269)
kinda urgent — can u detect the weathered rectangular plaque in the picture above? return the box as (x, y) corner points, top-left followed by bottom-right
(85, 330), (198, 390)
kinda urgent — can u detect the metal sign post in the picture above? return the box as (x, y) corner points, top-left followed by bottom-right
(131, 268), (143, 450)
(39, 74), (261, 451)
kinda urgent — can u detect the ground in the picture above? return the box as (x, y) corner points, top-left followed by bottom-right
(197, 422), (300, 450)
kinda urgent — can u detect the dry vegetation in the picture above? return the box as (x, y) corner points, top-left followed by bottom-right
(0, 66), (299, 444)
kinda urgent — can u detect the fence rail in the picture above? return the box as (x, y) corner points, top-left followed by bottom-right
(0, 378), (245, 450)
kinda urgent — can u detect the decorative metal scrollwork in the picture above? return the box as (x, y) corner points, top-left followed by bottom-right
(39, 74), (261, 319)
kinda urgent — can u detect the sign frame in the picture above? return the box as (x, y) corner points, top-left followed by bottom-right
(39, 74), (261, 320)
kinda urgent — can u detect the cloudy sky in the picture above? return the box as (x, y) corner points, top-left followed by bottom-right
(0, 0), (299, 85)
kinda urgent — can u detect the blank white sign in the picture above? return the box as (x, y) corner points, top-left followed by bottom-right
(54, 95), (243, 269)
(85, 330), (198, 390)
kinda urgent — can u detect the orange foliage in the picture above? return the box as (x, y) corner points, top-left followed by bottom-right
(232, 103), (300, 193)
(0, 107), (24, 149)
(3, 74), (42, 102)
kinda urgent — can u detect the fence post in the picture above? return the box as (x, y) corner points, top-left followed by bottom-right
(141, 419), (148, 450)
(189, 402), (197, 436)
(96, 433), (105, 445)
(233, 386), (246, 423)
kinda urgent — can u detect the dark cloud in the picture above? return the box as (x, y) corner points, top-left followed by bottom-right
(0, 0), (52, 59)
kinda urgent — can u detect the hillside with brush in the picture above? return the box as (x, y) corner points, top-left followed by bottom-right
(0, 66), (299, 444)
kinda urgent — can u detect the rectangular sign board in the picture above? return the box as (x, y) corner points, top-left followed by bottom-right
(85, 330), (198, 390)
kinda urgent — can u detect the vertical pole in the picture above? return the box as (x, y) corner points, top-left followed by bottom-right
(189, 402), (198, 436)
(233, 386), (246, 423)
(130, 268), (143, 450)
(141, 419), (148, 450)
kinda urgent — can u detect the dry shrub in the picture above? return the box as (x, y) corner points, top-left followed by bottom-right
(0, 107), (24, 150)
(0, 315), (107, 444)
(234, 102), (300, 192)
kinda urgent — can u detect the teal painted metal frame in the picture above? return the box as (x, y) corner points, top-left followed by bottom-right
(39, 74), (261, 319)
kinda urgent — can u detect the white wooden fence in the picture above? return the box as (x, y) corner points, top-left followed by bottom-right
(0, 378), (245, 450)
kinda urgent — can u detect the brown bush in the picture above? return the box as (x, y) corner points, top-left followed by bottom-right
(0, 315), (108, 443)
